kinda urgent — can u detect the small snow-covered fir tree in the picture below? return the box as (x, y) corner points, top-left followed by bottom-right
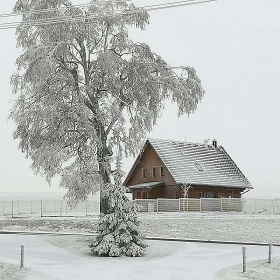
(90, 156), (147, 257)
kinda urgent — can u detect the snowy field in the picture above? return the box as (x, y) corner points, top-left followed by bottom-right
(0, 212), (280, 279)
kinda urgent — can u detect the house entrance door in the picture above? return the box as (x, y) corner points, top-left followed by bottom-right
(135, 190), (142, 199)
(135, 190), (148, 199)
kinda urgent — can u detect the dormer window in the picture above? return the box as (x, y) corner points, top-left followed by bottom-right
(195, 162), (204, 171)
(160, 166), (165, 176)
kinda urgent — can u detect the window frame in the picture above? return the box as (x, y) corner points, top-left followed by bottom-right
(204, 191), (214, 198)
(152, 166), (158, 177)
(194, 162), (204, 171)
(196, 192), (203, 198)
(160, 166), (165, 176)
(142, 168), (147, 178)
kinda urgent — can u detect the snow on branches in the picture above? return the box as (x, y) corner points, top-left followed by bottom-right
(90, 182), (147, 257)
(11, 0), (204, 257)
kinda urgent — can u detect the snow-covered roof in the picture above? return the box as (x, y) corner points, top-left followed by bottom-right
(147, 139), (252, 188)
(141, 138), (252, 189)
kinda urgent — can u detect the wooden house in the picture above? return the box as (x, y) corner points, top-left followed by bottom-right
(124, 138), (253, 200)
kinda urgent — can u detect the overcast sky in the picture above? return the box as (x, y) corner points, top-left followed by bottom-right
(0, 0), (279, 198)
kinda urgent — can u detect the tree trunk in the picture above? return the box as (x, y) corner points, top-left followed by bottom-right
(97, 140), (113, 214)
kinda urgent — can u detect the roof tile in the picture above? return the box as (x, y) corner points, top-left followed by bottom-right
(148, 138), (252, 189)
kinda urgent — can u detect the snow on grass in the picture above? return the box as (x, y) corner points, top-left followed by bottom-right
(138, 212), (280, 244)
(1, 212), (280, 244)
(41, 235), (183, 259)
(0, 262), (28, 280)
(216, 258), (280, 280)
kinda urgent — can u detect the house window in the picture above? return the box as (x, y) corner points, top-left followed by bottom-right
(196, 192), (203, 198)
(218, 193), (225, 198)
(160, 166), (165, 176)
(194, 162), (204, 171)
(142, 168), (147, 178)
(152, 167), (157, 177)
(204, 191), (214, 198)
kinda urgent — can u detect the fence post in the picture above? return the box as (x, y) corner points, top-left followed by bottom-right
(86, 201), (88, 217)
(30, 199), (32, 214)
(11, 201), (13, 218)
(268, 243), (272, 264)
(60, 200), (62, 217)
(157, 198), (159, 213)
(255, 198), (257, 213)
(221, 197), (223, 212)
(20, 245), (24, 268)
(242, 247), (247, 273)
(200, 198), (202, 212)
(40, 200), (43, 217)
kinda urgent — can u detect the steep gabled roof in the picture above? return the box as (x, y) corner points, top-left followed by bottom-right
(124, 138), (252, 189)
(148, 138), (252, 189)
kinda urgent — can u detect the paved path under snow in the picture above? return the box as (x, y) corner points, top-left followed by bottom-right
(0, 234), (280, 280)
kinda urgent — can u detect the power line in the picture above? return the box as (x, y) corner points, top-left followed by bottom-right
(0, 0), (132, 19)
(1, 0), (216, 29)
(137, 0), (216, 12)
(0, 1), (136, 29)
(0, 0), (217, 30)
(0, 4), (89, 19)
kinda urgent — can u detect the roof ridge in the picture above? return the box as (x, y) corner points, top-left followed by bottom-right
(148, 138), (220, 148)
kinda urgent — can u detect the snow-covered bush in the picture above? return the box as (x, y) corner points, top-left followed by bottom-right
(90, 183), (147, 257)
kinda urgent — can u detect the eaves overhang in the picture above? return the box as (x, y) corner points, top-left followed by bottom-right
(128, 181), (165, 190)
(176, 181), (253, 189)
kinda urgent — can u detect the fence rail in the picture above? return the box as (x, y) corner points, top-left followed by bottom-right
(134, 198), (243, 213)
(134, 198), (280, 213)
(242, 198), (280, 214)
(1, 197), (280, 217)
(0, 199), (100, 217)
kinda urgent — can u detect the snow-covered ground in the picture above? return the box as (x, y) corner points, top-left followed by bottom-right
(1, 212), (280, 279)
(1, 235), (280, 280)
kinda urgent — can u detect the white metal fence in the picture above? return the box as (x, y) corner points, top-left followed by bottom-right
(1, 198), (280, 217)
(242, 198), (280, 214)
(0, 199), (100, 217)
(134, 198), (280, 213)
(134, 198), (242, 212)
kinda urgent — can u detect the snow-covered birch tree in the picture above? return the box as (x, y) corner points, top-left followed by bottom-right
(10, 0), (204, 256)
